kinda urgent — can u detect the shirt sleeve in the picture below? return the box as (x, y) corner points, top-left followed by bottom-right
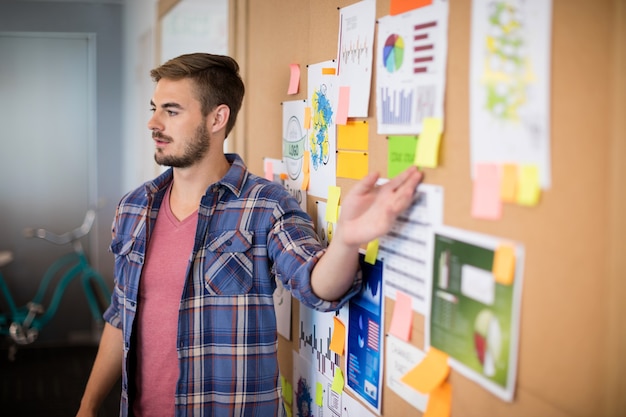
(268, 194), (362, 312)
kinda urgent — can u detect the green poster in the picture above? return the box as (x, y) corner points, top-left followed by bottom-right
(429, 226), (524, 402)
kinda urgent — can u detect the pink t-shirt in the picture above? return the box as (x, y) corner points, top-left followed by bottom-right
(133, 186), (198, 416)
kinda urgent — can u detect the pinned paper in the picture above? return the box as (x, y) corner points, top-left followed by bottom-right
(401, 347), (450, 394)
(315, 382), (324, 407)
(493, 244), (516, 285)
(304, 107), (311, 129)
(331, 368), (344, 393)
(364, 239), (379, 265)
(337, 151), (368, 180)
(471, 163), (502, 220)
(326, 186), (341, 223)
(388, 135), (418, 178)
(424, 381), (452, 417)
(390, 0), (433, 15)
(336, 86), (350, 125)
(337, 120), (369, 150)
(389, 290), (413, 342)
(288, 63), (300, 95)
(414, 117), (443, 168)
(500, 164), (518, 203)
(322, 67), (336, 75)
(264, 160), (274, 181)
(329, 317), (346, 355)
(517, 164), (541, 206)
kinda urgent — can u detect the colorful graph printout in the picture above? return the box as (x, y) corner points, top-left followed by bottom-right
(376, 1), (449, 135)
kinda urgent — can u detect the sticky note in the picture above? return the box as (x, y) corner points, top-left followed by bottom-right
(288, 63), (300, 95)
(424, 381), (452, 417)
(304, 107), (311, 129)
(326, 186), (341, 223)
(281, 376), (293, 404)
(322, 67), (336, 75)
(336, 86), (350, 125)
(500, 164), (518, 203)
(471, 163), (502, 220)
(285, 403), (293, 417)
(364, 239), (379, 265)
(337, 151), (368, 180)
(390, 0), (433, 15)
(331, 368), (344, 393)
(401, 346), (450, 394)
(330, 317), (346, 355)
(388, 135), (418, 178)
(517, 164), (541, 206)
(337, 120), (369, 150)
(315, 382), (324, 406)
(493, 244), (516, 285)
(264, 160), (274, 181)
(389, 290), (413, 342)
(414, 117), (443, 168)
(301, 151), (310, 190)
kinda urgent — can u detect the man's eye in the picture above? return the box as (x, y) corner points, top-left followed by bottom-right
(149, 108), (156, 113)
(167, 110), (177, 116)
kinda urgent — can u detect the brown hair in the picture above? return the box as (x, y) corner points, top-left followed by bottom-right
(150, 53), (245, 137)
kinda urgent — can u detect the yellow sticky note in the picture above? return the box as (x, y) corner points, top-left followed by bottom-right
(331, 368), (344, 393)
(364, 239), (379, 265)
(329, 317), (346, 355)
(283, 379), (293, 405)
(336, 151), (368, 180)
(500, 164), (518, 203)
(337, 120), (369, 150)
(414, 117), (443, 168)
(401, 346), (450, 394)
(326, 186), (341, 223)
(284, 403), (293, 417)
(493, 244), (515, 285)
(315, 382), (324, 406)
(424, 381), (452, 417)
(516, 165), (541, 206)
(388, 290), (413, 342)
(304, 107), (311, 129)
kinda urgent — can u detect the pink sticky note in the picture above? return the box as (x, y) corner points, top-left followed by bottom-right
(264, 160), (274, 181)
(288, 64), (300, 95)
(389, 291), (413, 342)
(336, 86), (350, 125)
(471, 163), (502, 220)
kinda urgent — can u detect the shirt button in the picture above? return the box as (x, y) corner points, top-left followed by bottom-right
(225, 240), (232, 246)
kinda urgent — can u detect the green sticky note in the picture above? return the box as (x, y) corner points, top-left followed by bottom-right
(388, 135), (418, 178)
(331, 368), (344, 394)
(316, 382), (324, 406)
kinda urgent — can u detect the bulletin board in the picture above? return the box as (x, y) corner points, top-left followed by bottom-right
(227, 0), (626, 416)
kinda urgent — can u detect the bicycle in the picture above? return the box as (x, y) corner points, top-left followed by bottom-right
(0, 209), (112, 358)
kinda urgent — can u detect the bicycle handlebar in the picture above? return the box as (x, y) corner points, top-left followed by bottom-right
(22, 209), (97, 246)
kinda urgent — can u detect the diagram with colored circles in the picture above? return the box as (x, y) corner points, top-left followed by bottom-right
(382, 34), (404, 73)
(473, 309), (503, 377)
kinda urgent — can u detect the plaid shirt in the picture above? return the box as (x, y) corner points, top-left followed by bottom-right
(104, 154), (361, 417)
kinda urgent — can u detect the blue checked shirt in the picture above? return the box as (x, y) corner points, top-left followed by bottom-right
(103, 154), (361, 417)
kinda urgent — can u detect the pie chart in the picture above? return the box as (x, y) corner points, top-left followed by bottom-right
(383, 34), (404, 73)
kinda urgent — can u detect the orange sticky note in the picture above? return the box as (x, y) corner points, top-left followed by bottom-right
(493, 244), (515, 285)
(390, 0), (433, 15)
(517, 164), (541, 206)
(337, 120), (369, 151)
(400, 346), (450, 394)
(414, 117), (443, 168)
(389, 291), (413, 342)
(301, 173), (310, 191)
(424, 381), (452, 417)
(364, 239), (379, 265)
(288, 63), (300, 95)
(326, 186), (341, 223)
(322, 67), (336, 75)
(336, 86), (350, 125)
(301, 151), (310, 190)
(500, 164), (518, 203)
(329, 317), (346, 355)
(336, 150), (368, 180)
(471, 163), (502, 220)
(304, 107), (312, 129)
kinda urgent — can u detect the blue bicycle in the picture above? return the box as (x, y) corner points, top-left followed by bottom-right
(0, 209), (111, 355)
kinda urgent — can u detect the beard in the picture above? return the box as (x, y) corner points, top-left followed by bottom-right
(153, 122), (210, 168)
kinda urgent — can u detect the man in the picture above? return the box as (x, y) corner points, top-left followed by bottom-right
(77, 53), (423, 417)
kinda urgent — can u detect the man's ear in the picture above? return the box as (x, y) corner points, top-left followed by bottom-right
(209, 104), (230, 133)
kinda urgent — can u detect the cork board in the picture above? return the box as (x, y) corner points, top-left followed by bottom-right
(228, 0), (625, 415)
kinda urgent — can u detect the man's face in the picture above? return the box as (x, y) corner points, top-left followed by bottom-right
(148, 78), (210, 168)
